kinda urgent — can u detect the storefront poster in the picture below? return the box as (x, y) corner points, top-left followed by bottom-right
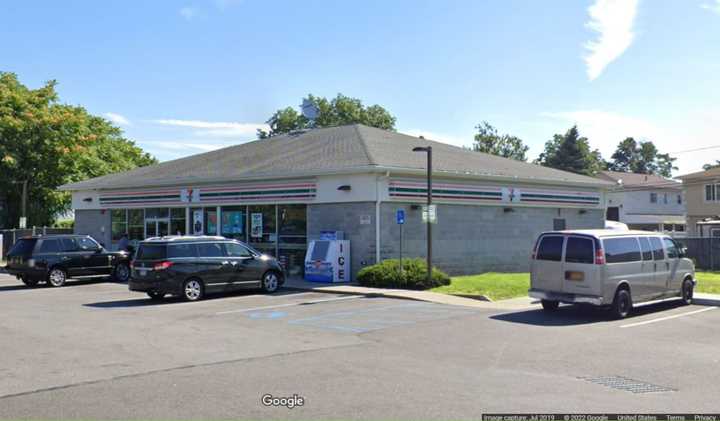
(222, 211), (244, 235)
(193, 210), (203, 235)
(251, 213), (263, 238)
(207, 212), (217, 235)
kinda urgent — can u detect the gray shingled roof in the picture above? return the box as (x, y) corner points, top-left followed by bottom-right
(59, 124), (612, 191)
(597, 170), (682, 190)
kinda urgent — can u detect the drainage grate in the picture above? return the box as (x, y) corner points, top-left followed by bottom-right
(579, 376), (676, 394)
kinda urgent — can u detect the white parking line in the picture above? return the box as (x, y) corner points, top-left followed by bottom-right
(620, 307), (717, 328)
(215, 295), (364, 315)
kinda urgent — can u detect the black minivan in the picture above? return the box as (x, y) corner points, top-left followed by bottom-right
(129, 236), (285, 301)
(5, 235), (131, 287)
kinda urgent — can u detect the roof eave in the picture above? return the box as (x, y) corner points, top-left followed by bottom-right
(59, 165), (613, 192)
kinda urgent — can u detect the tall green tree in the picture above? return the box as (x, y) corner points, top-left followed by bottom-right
(0, 72), (156, 228)
(258, 93), (396, 138)
(535, 125), (604, 176)
(607, 137), (677, 177)
(472, 121), (529, 161)
(703, 161), (720, 171)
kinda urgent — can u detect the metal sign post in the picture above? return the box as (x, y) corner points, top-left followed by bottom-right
(396, 209), (405, 275)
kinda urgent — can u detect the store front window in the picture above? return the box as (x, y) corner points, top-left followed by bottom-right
(171, 208), (186, 236)
(111, 209), (127, 242)
(105, 204), (307, 276)
(128, 209), (144, 241)
(248, 205), (276, 256)
(278, 204), (307, 277)
(204, 208), (218, 236)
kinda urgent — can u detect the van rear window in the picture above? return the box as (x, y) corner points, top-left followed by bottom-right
(604, 237), (641, 263)
(565, 237), (594, 264)
(137, 244), (167, 260)
(537, 236), (564, 261)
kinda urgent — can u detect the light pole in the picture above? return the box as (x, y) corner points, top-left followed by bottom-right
(412, 146), (432, 285)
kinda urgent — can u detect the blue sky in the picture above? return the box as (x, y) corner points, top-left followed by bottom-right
(2, 0), (719, 175)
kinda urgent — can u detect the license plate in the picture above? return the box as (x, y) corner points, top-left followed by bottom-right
(566, 271), (585, 281)
(139, 270), (147, 277)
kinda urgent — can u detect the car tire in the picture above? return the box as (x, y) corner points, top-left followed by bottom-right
(20, 276), (39, 287)
(541, 299), (559, 311)
(261, 271), (280, 293)
(113, 263), (130, 283)
(611, 288), (632, 319)
(681, 279), (694, 305)
(47, 268), (67, 288)
(147, 291), (165, 301)
(182, 278), (204, 301)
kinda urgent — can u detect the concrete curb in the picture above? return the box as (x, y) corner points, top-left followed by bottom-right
(282, 282), (505, 308)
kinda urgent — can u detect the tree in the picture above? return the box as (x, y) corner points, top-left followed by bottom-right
(472, 121), (529, 161)
(703, 161), (720, 171)
(535, 125), (604, 176)
(607, 137), (678, 177)
(0, 72), (156, 228)
(258, 93), (396, 138)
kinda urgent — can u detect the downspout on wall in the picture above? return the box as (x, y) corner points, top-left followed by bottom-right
(375, 172), (388, 264)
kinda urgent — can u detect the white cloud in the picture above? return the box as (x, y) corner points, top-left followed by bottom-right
(179, 7), (198, 20)
(584, 0), (639, 81)
(152, 119), (268, 137)
(701, 0), (720, 14)
(104, 112), (131, 126)
(401, 128), (471, 149)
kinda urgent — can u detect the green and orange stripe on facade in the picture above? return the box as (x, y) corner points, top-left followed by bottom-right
(99, 182), (317, 207)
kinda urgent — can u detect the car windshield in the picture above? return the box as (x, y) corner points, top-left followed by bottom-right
(8, 239), (37, 256)
(136, 244), (167, 260)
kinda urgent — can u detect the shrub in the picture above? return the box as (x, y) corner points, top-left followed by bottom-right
(356, 258), (451, 290)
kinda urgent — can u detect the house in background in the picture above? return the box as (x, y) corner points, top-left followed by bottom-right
(677, 167), (720, 237)
(597, 170), (686, 235)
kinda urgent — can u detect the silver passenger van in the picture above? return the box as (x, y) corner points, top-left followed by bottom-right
(529, 230), (695, 318)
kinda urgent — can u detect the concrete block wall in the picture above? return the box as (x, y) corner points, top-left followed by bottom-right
(74, 209), (111, 248)
(380, 203), (604, 275)
(307, 202), (378, 280)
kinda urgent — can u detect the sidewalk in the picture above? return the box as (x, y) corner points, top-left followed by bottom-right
(284, 278), (720, 310)
(283, 278), (538, 310)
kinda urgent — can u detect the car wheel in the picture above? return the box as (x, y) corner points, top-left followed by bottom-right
(681, 279), (694, 305)
(147, 291), (165, 301)
(611, 288), (632, 319)
(20, 276), (39, 287)
(182, 278), (204, 301)
(541, 299), (559, 311)
(261, 271), (280, 293)
(113, 263), (130, 283)
(47, 268), (67, 287)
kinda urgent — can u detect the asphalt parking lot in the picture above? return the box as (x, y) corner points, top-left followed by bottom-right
(1, 273), (720, 420)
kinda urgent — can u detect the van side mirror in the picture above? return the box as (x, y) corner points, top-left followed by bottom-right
(680, 247), (688, 258)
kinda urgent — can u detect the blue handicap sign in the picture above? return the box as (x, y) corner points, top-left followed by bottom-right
(396, 209), (405, 225)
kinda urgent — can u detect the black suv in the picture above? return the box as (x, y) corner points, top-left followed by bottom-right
(129, 236), (285, 301)
(4, 235), (131, 287)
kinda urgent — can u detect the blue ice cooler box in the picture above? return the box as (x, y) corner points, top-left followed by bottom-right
(304, 240), (350, 283)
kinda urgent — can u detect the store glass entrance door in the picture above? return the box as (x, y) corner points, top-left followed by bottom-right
(145, 218), (170, 238)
